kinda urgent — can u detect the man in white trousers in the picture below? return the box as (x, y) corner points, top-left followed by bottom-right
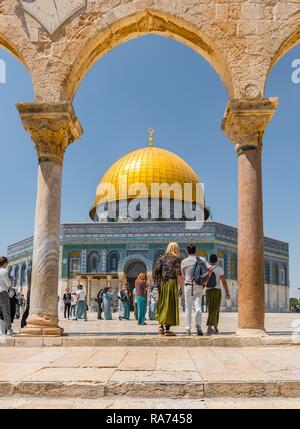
(181, 244), (210, 336)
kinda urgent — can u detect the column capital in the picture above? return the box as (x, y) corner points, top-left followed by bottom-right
(16, 102), (83, 164)
(221, 98), (278, 155)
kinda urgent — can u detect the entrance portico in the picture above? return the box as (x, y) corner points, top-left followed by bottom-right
(75, 273), (120, 308)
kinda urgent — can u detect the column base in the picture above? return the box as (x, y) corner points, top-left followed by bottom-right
(236, 328), (269, 337)
(19, 314), (64, 337)
(20, 326), (63, 336)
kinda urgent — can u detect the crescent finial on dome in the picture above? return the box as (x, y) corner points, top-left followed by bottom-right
(149, 128), (154, 147)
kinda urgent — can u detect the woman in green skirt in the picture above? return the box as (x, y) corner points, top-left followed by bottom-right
(153, 242), (184, 336)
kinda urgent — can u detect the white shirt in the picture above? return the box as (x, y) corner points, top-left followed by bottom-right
(181, 255), (210, 284)
(150, 287), (159, 304)
(210, 264), (224, 289)
(0, 267), (11, 293)
(71, 294), (77, 305)
(76, 289), (86, 301)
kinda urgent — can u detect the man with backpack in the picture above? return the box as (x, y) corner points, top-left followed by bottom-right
(206, 254), (230, 335)
(181, 244), (210, 336)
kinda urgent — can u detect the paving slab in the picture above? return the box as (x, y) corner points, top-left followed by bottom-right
(0, 363), (46, 382)
(156, 348), (197, 371)
(119, 349), (156, 371)
(21, 367), (115, 383)
(83, 348), (127, 368)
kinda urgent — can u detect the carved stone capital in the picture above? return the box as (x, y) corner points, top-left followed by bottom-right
(16, 103), (83, 164)
(221, 98), (278, 155)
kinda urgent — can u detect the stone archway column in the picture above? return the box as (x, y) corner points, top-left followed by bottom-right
(16, 103), (82, 336)
(222, 98), (278, 335)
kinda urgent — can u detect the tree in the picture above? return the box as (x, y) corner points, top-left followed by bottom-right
(289, 298), (299, 312)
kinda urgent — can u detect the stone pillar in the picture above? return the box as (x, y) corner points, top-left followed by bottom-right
(87, 277), (92, 307)
(107, 275), (112, 288)
(17, 103), (82, 336)
(222, 98), (278, 335)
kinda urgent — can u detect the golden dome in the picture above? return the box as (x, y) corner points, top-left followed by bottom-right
(90, 144), (201, 220)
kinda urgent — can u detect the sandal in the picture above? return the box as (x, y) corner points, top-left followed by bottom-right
(165, 330), (176, 336)
(158, 325), (165, 335)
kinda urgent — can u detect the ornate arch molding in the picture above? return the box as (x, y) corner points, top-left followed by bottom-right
(60, 10), (234, 101)
(119, 254), (152, 273)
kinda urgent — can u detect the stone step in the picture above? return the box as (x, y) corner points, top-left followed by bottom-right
(0, 334), (296, 348)
(1, 379), (300, 399)
(2, 396), (300, 409)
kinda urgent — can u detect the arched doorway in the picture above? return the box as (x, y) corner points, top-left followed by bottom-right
(124, 259), (147, 310)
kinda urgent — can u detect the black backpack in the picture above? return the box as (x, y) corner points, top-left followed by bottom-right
(206, 268), (217, 289)
(192, 257), (210, 286)
(119, 290), (128, 302)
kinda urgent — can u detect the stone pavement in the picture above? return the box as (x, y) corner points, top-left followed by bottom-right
(1, 345), (300, 404)
(9, 311), (300, 337)
(55, 311), (300, 336)
(3, 312), (299, 348)
(1, 312), (300, 408)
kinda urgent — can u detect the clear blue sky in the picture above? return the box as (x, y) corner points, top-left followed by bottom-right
(0, 35), (299, 296)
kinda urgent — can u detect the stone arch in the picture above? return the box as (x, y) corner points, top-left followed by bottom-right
(59, 10), (234, 102)
(120, 254), (152, 273)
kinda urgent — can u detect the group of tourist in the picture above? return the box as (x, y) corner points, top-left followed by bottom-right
(61, 241), (229, 336)
(152, 242), (230, 336)
(1, 240), (229, 336)
(61, 285), (89, 321)
(0, 257), (16, 335)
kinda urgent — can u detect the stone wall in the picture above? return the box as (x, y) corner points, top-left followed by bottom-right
(1, 1), (300, 104)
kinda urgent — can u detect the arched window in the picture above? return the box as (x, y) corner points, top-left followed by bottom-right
(20, 263), (27, 285)
(69, 251), (81, 273)
(87, 251), (100, 273)
(271, 263), (279, 285)
(279, 265), (286, 285)
(107, 252), (119, 272)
